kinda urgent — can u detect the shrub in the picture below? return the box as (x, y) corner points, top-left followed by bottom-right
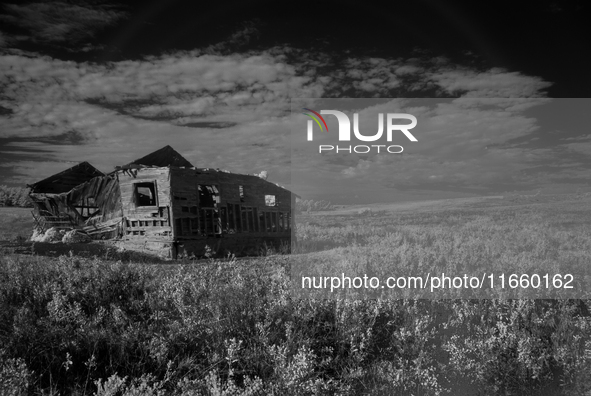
(0, 349), (32, 396)
(296, 199), (335, 213)
(0, 186), (32, 207)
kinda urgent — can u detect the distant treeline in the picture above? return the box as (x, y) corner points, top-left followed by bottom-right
(296, 199), (334, 212)
(0, 186), (32, 207)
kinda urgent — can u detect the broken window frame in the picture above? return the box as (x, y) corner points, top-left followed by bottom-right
(227, 203), (236, 233)
(73, 196), (100, 218)
(133, 181), (158, 207)
(198, 184), (220, 208)
(234, 204), (242, 232)
(239, 185), (245, 202)
(241, 207), (248, 232)
(220, 207), (228, 233)
(259, 210), (266, 232)
(199, 208), (218, 236)
(264, 212), (273, 232)
(265, 194), (276, 207)
(240, 207), (258, 232)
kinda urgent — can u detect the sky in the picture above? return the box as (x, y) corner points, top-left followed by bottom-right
(0, 0), (590, 204)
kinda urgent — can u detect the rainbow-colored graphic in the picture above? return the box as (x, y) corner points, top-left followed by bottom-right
(302, 108), (329, 132)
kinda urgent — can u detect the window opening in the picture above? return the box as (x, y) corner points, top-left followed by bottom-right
(198, 185), (220, 207)
(135, 182), (156, 206)
(265, 195), (276, 207)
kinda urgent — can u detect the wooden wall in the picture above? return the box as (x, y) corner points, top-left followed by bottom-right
(117, 168), (173, 242)
(175, 235), (292, 258)
(170, 168), (294, 238)
(101, 167), (295, 258)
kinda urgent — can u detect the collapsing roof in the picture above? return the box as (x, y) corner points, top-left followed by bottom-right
(125, 145), (194, 168)
(28, 161), (104, 194)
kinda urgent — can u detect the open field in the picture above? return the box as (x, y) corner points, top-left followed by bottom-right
(316, 195), (506, 215)
(1, 195), (591, 395)
(311, 192), (584, 216)
(0, 207), (34, 241)
(294, 194), (591, 299)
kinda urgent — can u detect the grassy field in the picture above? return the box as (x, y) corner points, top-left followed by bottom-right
(1, 195), (590, 395)
(294, 194), (591, 299)
(0, 207), (34, 241)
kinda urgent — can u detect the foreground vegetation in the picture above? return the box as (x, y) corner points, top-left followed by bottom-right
(1, 195), (591, 395)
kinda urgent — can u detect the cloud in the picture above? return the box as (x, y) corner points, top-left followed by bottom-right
(289, 97), (591, 199)
(0, 1), (126, 50)
(0, 31), (7, 47)
(0, 45), (569, 198)
(428, 67), (552, 97)
(179, 122), (238, 129)
(205, 20), (263, 53)
(561, 136), (591, 156)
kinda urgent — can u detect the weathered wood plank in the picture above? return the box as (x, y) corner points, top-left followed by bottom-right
(125, 217), (168, 222)
(126, 226), (171, 232)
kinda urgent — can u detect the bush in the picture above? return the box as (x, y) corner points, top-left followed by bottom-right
(0, 186), (32, 207)
(0, 349), (32, 396)
(296, 199), (334, 213)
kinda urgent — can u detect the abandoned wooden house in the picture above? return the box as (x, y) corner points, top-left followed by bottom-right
(28, 146), (295, 258)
